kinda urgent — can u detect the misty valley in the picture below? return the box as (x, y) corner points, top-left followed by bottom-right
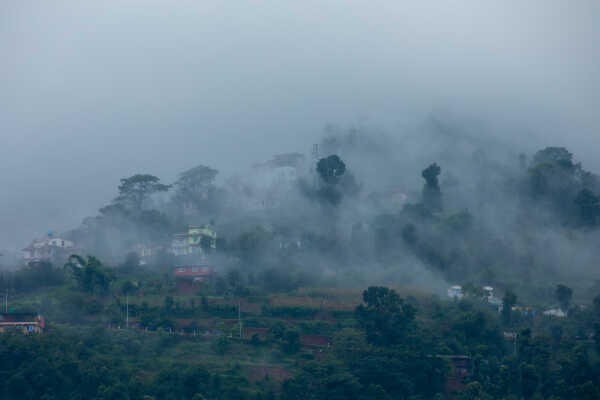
(2, 124), (600, 400)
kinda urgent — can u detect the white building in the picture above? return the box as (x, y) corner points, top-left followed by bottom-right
(22, 237), (75, 262)
(447, 285), (464, 299)
(543, 308), (567, 318)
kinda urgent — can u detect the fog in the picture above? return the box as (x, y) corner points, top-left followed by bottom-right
(1, 0), (599, 250)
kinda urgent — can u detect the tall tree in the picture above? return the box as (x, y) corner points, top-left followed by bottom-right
(502, 289), (517, 326)
(421, 163), (442, 212)
(555, 284), (573, 311)
(116, 174), (170, 211)
(317, 155), (346, 184)
(64, 255), (114, 295)
(355, 286), (415, 345)
(533, 147), (574, 168)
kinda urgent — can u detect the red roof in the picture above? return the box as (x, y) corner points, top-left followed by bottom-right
(173, 265), (213, 278)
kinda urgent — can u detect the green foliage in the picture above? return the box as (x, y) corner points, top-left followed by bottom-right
(355, 286), (416, 346)
(64, 255), (114, 295)
(533, 147), (574, 167)
(121, 280), (138, 295)
(116, 174), (171, 210)
(316, 154), (346, 184)
(212, 335), (231, 355)
(555, 284), (573, 311)
(175, 165), (218, 191)
(422, 163), (443, 212)
(1, 261), (65, 293)
(281, 330), (301, 354)
(502, 290), (517, 326)
(422, 163), (441, 187)
(574, 189), (600, 226)
(119, 251), (141, 272)
(281, 360), (361, 400)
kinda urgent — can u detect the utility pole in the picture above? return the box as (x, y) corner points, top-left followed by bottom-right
(126, 294), (129, 329)
(5, 288), (7, 312)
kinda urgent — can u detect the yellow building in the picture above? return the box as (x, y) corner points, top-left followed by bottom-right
(171, 225), (217, 256)
(188, 225), (217, 249)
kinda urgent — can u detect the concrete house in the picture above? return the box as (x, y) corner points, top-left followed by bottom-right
(171, 225), (217, 257)
(0, 313), (45, 334)
(22, 235), (75, 263)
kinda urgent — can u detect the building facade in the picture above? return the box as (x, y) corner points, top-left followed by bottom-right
(0, 313), (45, 334)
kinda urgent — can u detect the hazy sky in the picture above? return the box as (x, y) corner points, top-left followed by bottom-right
(1, 1), (598, 249)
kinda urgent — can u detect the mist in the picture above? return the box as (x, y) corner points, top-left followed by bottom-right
(3, 4), (600, 399)
(1, 0), (599, 251)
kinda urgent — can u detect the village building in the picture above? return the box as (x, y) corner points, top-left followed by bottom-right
(174, 265), (214, 294)
(22, 234), (76, 263)
(483, 286), (503, 310)
(130, 243), (164, 265)
(0, 313), (45, 334)
(543, 308), (567, 318)
(170, 225), (217, 257)
(447, 285), (464, 299)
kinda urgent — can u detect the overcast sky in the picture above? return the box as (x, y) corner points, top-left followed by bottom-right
(1, 0), (598, 249)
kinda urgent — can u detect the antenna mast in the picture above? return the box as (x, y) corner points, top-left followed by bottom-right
(312, 144), (319, 188)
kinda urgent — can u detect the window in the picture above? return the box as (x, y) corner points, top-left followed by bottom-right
(192, 267), (199, 272)
(177, 267), (185, 273)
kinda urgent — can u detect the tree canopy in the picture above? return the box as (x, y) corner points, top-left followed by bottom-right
(116, 174), (171, 211)
(317, 155), (346, 184)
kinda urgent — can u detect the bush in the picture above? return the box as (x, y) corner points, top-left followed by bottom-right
(212, 336), (231, 355)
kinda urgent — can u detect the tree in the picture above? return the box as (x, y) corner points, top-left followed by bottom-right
(593, 294), (600, 320)
(173, 165), (219, 213)
(502, 290), (517, 326)
(422, 163), (441, 187)
(574, 189), (600, 226)
(520, 363), (539, 399)
(422, 163), (442, 212)
(226, 269), (243, 295)
(119, 252), (140, 272)
(532, 147), (574, 168)
(281, 360), (362, 400)
(282, 330), (301, 354)
(120, 280), (137, 296)
(116, 174), (170, 211)
(355, 286), (416, 345)
(317, 155), (346, 184)
(164, 295), (174, 312)
(64, 255), (114, 295)
(200, 235), (213, 254)
(212, 336), (230, 355)
(175, 165), (218, 192)
(401, 224), (418, 246)
(555, 284), (573, 311)
(460, 381), (483, 400)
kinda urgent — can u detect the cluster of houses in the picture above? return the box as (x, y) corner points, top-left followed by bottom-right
(22, 224), (218, 264)
(447, 284), (568, 318)
(447, 285), (502, 308)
